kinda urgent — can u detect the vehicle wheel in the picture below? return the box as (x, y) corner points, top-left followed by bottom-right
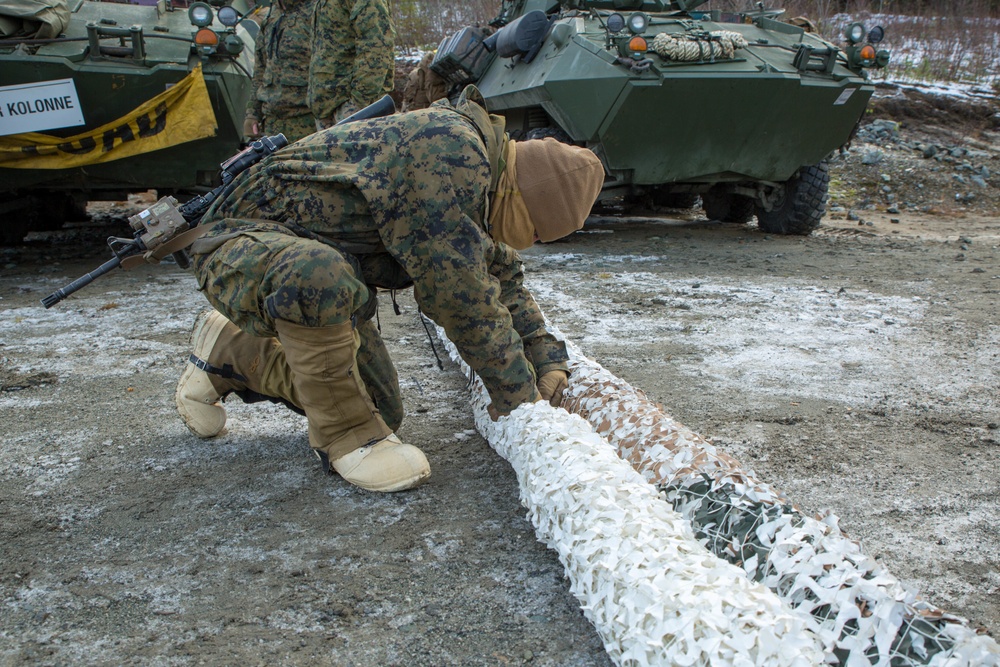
(651, 191), (700, 210)
(755, 163), (829, 235)
(0, 219), (32, 245)
(702, 191), (755, 223)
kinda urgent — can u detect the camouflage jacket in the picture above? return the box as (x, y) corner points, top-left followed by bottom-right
(200, 88), (568, 414)
(248, 0), (315, 121)
(308, 0), (395, 123)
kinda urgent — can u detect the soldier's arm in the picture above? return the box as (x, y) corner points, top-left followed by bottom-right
(247, 16), (268, 120)
(373, 120), (540, 415)
(348, 0), (395, 107)
(488, 242), (569, 378)
(308, 0), (351, 124)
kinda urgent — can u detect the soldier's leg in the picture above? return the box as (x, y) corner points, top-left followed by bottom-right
(186, 228), (428, 492)
(356, 317), (404, 432)
(176, 310), (300, 438)
(332, 101), (361, 124)
(265, 114), (319, 144)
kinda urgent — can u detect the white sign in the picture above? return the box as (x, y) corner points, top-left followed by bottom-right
(833, 87), (857, 106)
(0, 79), (86, 137)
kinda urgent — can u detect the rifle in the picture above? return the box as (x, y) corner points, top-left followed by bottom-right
(41, 93), (397, 308)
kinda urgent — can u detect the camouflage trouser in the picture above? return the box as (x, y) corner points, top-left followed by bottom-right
(333, 101), (361, 124)
(262, 113), (317, 144)
(191, 227), (404, 430)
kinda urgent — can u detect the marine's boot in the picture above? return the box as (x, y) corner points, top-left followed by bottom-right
(176, 310), (298, 438)
(275, 319), (430, 493)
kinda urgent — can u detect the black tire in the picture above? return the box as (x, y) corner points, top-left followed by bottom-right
(755, 162), (829, 235)
(702, 191), (755, 224)
(0, 218), (32, 245)
(651, 191), (700, 210)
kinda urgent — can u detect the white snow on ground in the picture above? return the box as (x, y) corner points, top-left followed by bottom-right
(526, 262), (998, 412)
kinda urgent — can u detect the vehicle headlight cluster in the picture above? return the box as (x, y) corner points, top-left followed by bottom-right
(607, 11), (650, 60)
(844, 21), (890, 68)
(188, 1), (244, 56)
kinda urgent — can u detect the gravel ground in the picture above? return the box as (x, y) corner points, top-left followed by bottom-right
(0, 91), (998, 666)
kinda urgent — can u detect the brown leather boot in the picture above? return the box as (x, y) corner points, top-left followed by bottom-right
(175, 310), (298, 438)
(274, 318), (430, 492)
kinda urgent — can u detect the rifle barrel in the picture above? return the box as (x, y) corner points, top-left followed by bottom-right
(41, 255), (124, 308)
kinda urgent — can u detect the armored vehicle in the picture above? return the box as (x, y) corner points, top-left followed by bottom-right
(432, 0), (890, 235)
(0, 0), (255, 243)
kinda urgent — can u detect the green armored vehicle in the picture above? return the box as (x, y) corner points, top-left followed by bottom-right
(0, 0), (255, 243)
(433, 0), (889, 234)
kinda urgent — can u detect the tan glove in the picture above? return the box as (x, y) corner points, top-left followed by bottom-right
(537, 370), (569, 407)
(242, 116), (261, 139)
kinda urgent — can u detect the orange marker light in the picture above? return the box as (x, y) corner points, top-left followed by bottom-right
(628, 36), (647, 53)
(860, 45), (876, 61)
(195, 28), (219, 46)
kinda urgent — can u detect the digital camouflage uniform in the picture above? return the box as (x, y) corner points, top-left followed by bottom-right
(190, 88), (569, 425)
(248, 0), (317, 142)
(308, 0), (395, 127)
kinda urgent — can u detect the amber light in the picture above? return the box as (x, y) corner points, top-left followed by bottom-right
(860, 45), (876, 60)
(195, 28), (219, 46)
(628, 36), (647, 53)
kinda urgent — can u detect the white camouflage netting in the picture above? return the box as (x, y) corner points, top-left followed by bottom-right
(437, 325), (824, 666)
(555, 332), (1000, 667)
(433, 321), (1000, 666)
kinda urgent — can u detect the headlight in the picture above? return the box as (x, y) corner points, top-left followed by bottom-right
(844, 22), (865, 44)
(627, 12), (648, 35)
(217, 6), (240, 28)
(606, 13), (625, 33)
(867, 25), (885, 44)
(189, 2), (214, 27)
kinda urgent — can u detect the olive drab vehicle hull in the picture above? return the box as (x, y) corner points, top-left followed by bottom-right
(433, 0), (890, 235)
(0, 0), (256, 243)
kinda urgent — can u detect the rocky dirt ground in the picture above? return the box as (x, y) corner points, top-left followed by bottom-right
(0, 86), (997, 666)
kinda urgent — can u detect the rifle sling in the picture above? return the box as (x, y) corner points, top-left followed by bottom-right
(120, 225), (212, 270)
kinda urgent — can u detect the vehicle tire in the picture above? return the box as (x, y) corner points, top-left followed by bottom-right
(702, 191), (755, 223)
(0, 219), (32, 245)
(755, 162), (829, 235)
(651, 191), (700, 210)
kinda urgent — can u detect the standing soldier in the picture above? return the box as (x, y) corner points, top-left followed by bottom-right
(244, 0), (318, 143)
(309, 0), (395, 128)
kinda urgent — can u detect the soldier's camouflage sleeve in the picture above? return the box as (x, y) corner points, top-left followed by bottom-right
(488, 242), (570, 378)
(348, 0), (394, 108)
(258, 1), (314, 120)
(247, 10), (269, 120)
(308, 0), (394, 122)
(364, 115), (541, 414)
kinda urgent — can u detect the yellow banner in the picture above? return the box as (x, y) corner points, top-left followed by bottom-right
(0, 65), (218, 169)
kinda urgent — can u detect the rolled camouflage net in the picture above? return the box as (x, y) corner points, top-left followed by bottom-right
(650, 30), (747, 61)
(436, 324), (825, 666)
(555, 333), (1000, 666)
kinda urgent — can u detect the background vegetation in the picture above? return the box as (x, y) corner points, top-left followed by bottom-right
(391, 0), (999, 87)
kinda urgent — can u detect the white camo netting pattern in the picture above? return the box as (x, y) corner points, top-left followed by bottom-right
(556, 333), (1000, 666)
(437, 325), (824, 666)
